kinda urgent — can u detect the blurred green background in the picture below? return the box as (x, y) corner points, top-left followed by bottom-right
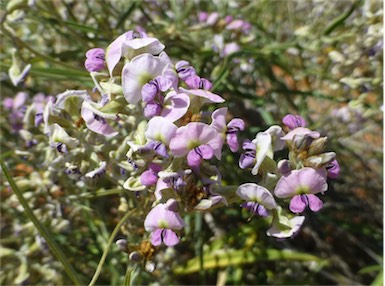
(1, 0), (383, 285)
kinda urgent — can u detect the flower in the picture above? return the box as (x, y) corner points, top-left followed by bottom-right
(266, 209), (305, 239)
(85, 161), (107, 178)
(144, 199), (186, 246)
(210, 107), (245, 152)
(326, 159), (340, 179)
(48, 123), (79, 153)
(143, 90), (190, 122)
(140, 163), (162, 186)
(179, 87), (225, 114)
(280, 127), (320, 141)
(170, 122), (223, 168)
(81, 98), (118, 137)
(274, 168), (328, 213)
(236, 183), (277, 217)
(122, 53), (175, 104)
(282, 114), (307, 130)
(185, 75), (212, 90)
(2, 92), (28, 132)
(142, 117), (178, 158)
(175, 60), (196, 81)
(84, 48), (105, 72)
(105, 30), (165, 75)
(239, 131), (273, 175)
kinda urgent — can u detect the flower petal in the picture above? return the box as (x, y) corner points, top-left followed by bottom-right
(251, 132), (272, 175)
(150, 229), (163, 246)
(289, 195), (307, 213)
(307, 194), (323, 212)
(122, 54), (169, 104)
(161, 92), (190, 122)
(145, 116), (177, 145)
(236, 183), (277, 210)
(162, 229), (179, 246)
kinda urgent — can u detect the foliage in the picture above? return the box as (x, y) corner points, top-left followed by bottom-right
(1, 0), (382, 285)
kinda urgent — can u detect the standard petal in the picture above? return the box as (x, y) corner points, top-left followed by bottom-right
(297, 167), (328, 195)
(210, 107), (227, 133)
(105, 32), (129, 75)
(145, 116), (177, 145)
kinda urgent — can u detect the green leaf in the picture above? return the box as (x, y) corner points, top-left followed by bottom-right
(173, 248), (323, 275)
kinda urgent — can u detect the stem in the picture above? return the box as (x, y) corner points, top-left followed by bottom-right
(88, 209), (136, 286)
(0, 161), (83, 285)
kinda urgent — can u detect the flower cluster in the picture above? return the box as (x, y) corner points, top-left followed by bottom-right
(237, 114), (339, 238)
(3, 30), (339, 268)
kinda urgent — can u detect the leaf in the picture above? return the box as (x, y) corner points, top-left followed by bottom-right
(173, 248), (322, 275)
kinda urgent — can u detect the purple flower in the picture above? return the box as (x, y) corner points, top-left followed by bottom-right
(326, 159), (340, 179)
(280, 127), (320, 141)
(179, 87), (225, 114)
(48, 123), (79, 153)
(175, 60), (196, 81)
(170, 122), (223, 168)
(155, 169), (191, 200)
(224, 15), (233, 24)
(223, 42), (240, 57)
(282, 114), (307, 130)
(185, 75), (212, 90)
(239, 130), (273, 175)
(122, 53), (175, 104)
(105, 30), (165, 75)
(198, 12), (209, 23)
(144, 199), (186, 247)
(210, 107), (245, 152)
(140, 163), (162, 186)
(159, 91), (190, 122)
(81, 98), (118, 137)
(85, 161), (107, 178)
(226, 19), (251, 33)
(236, 183), (277, 217)
(2, 92), (28, 131)
(274, 168), (328, 213)
(239, 140), (256, 169)
(85, 48), (105, 72)
(143, 117), (178, 158)
(206, 12), (219, 25)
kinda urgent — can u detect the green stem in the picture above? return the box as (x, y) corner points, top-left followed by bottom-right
(0, 161), (83, 285)
(88, 209), (136, 286)
(323, 1), (361, 36)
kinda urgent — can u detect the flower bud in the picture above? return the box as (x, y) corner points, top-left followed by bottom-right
(308, 137), (327, 156)
(116, 239), (128, 252)
(129, 251), (143, 262)
(277, 159), (291, 176)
